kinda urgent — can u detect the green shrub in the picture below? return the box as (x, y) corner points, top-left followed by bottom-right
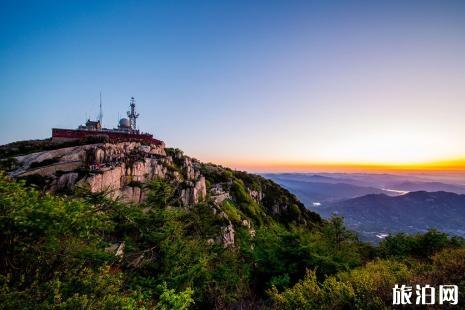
(221, 200), (243, 223)
(380, 230), (465, 259)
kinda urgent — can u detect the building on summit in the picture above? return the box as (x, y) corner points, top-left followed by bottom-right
(52, 97), (163, 146)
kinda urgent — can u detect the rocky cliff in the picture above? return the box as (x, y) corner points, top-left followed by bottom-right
(8, 141), (207, 206)
(2, 139), (321, 248)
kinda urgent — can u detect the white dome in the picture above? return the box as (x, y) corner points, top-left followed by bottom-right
(119, 118), (130, 128)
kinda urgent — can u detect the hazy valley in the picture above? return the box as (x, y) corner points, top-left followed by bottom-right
(264, 173), (465, 242)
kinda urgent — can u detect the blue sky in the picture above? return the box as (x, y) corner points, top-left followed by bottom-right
(1, 1), (465, 171)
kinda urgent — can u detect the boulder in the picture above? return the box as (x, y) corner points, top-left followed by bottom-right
(221, 224), (235, 248)
(57, 172), (79, 191)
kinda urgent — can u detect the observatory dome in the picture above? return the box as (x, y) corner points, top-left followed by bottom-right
(119, 118), (130, 128)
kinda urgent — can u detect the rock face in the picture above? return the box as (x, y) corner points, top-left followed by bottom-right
(220, 224), (235, 248)
(9, 142), (206, 206)
(248, 189), (263, 203)
(210, 184), (231, 205)
(180, 176), (207, 205)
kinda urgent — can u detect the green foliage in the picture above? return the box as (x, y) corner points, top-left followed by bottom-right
(1, 171), (464, 309)
(231, 179), (251, 204)
(200, 162), (322, 227)
(323, 216), (358, 250)
(270, 260), (412, 309)
(130, 205), (249, 308)
(199, 163), (234, 185)
(269, 269), (357, 310)
(251, 218), (363, 293)
(0, 172), (148, 309)
(379, 229), (465, 259)
(144, 179), (175, 208)
(229, 180), (267, 225)
(0, 173), (112, 278)
(0, 157), (18, 171)
(0, 266), (151, 309)
(220, 200), (243, 223)
(155, 283), (194, 310)
(427, 247), (465, 285)
(270, 246), (465, 309)
(339, 260), (413, 309)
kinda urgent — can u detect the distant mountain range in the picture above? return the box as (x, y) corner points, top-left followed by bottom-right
(263, 173), (465, 203)
(319, 191), (465, 241)
(383, 181), (465, 194)
(262, 177), (393, 204)
(263, 173), (465, 242)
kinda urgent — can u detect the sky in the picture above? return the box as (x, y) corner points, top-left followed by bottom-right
(1, 0), (465, 172)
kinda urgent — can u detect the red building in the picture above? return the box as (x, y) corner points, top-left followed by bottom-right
(52, 128), (164, 146)
(52, 97), (164, 146)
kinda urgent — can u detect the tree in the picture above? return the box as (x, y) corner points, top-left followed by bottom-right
(145, 179), (175, 208)
(323, 216), (356, 250)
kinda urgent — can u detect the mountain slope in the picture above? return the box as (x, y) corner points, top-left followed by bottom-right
(319, 191), (465, 241)
(0, 139), (347, 308)
(1, 139), (322, 243)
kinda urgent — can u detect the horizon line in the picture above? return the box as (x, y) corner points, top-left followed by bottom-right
(219, 158), (465, 174)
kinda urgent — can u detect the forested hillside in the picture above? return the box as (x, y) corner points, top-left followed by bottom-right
(1, 141), (465, 309)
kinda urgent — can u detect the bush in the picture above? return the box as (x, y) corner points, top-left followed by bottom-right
(156, 282), (194, 310)
(221, 200), (243, 223)
(338, 260), (412, 308)
(145, 179), (175, 207)
(380, 230), (465, 259)
(271, 260), (413, 309)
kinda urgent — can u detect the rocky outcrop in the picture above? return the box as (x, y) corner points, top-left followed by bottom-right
(9, 141), (206, 206)
(57, 172), (79, 191)
(84, 165), (126, 193)
(180, 176), (207, 205)
(210, 184), (231, 205)
(105, 242), (125, 259)
(4, 137), (323, 258)
(242, 219), (256, 238)
(248, 188), (263, 203)
(120, 185), (144, 204)
(220, 224), (235, 248)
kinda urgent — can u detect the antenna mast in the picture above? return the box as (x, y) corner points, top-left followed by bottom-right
(127, 97), (139, 131)
(98, 91), (103, 126)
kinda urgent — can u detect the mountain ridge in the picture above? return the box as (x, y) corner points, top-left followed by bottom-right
(319, 190), (465, 241)
(1, 138), (322, 247)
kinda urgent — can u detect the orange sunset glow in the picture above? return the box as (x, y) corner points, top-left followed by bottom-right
(223, 158), (465, 174)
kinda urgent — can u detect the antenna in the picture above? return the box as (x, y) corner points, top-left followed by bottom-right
(127, 97), (140, 131)
(98, 91), (103, 125)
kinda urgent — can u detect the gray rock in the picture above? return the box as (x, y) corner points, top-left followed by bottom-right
(221, 224), (235, 248)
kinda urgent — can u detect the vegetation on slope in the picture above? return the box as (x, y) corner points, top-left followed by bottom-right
(1, 166), (464, 309)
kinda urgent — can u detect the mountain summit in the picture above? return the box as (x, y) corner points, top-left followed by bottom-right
(1, 138), (321, 247)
